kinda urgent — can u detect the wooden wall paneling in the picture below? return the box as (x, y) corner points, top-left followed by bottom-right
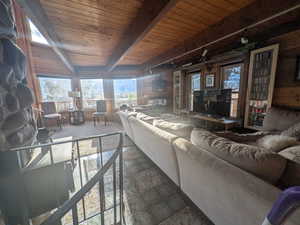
(265, 29), (300, 109)
(16, 0), (75, 73)
(273, 87), (300, 109)
(31, 43), (73, 76)
(13, 1), (41, 106)
(137, 69), (173, 109)
(40, 0), (144, 66)
(106, 0), (180, 71)
(145, 0), (300, 69)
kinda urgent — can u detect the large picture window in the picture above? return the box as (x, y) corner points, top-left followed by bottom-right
(221, 64), (242, 118)
(80, 79), (104, 109)
(38, 76), (72, 112)
(113, 79), (137, 108)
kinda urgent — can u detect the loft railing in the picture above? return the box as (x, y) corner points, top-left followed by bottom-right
(7, 132), (124, 225)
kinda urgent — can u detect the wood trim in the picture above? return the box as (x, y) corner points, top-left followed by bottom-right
(105, 0), (181, 72)
(15, 0), (75, 73)
(244, 44), (280, 129)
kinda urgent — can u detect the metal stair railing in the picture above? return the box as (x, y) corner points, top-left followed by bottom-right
(9, 132), (124, 225)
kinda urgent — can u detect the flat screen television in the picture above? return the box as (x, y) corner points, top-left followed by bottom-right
(193, 89), (232, 117)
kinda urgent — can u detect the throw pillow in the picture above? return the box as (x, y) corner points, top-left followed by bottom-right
(153, 119), (193, 138)
(281, 122), (300, 140)
(257, 135), (298, 152)
(191, 128), (287, 184)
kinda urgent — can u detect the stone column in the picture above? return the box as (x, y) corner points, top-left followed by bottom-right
(0, 0), (37, 151)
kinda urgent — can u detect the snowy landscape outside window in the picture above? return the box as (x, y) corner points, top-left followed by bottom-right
(190, 73), (201, 111)
(38, 76), (72, 112)
(80, 79), (104, 109)
(114, 79), (137, 108)
(221, 64), (242, 118)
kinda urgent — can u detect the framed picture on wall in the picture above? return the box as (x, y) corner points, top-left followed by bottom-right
(205, 74), (215, 88)
(295, 56), (300, 81)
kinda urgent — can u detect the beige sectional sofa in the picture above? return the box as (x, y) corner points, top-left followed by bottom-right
(118, 109), (300, 225)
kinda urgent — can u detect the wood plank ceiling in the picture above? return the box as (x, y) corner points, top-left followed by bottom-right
(39, 0), (255, 68)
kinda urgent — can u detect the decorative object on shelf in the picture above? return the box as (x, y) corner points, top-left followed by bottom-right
(205, 74), (215, 88)
(69, 110), (85, 125)
(295, 56), (300, 81)
(244, 44), (279, 130)
(68, 90), (81, 110)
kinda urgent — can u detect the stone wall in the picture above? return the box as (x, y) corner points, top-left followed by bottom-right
(0, 0), (37, 150)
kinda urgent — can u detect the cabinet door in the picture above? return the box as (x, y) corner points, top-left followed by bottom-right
(244, 44), (279, 130)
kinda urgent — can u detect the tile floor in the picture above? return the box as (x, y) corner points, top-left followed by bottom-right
(47, 122), (213, 225)
(68, 143), (214, 225)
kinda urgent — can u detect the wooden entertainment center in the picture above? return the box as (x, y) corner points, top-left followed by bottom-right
(191, 114), (240, 131)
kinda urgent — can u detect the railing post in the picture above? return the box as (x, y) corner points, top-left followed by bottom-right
(76, 140), (86, 220)
(113, 161), (117, 225)
(72, 205), (79, 225)
(119, 133), (123, 225)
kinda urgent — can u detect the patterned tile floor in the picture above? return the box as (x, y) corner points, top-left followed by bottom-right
(70, 141), (214, 225)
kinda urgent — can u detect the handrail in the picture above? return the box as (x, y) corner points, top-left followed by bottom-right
(40, 147), (122, 225)
(9, 131), (123, 152)
(6, 131), (124, 225)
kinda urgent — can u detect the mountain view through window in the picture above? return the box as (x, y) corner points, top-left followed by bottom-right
(114, 79), (137, 108)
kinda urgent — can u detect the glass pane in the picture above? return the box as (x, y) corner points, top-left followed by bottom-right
(223, 66), (241, 91)
(38, 77), (72, 111)
(113, 79), (137, 108)
(28, 19), (49, 45)
(191, 74), (200, 91)
(80, 79), (104, 109)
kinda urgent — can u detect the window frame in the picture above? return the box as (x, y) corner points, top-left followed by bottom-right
(80, 78), (104, 110)
(220, 63), (244, 118)
(37, 75), (73, 112)
(113, 78), (137, 108)
(189, 72), (201, 111)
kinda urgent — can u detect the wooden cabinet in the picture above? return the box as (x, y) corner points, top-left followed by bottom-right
(173, 70), (184, 114)
(244, 44), (279, 130)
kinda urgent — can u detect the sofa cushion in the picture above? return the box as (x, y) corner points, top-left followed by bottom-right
(278, 146), (300, 188)
(191, 128), (287, 184)
(216, 131), (268, 145)
(257, 135), (298, 152)
(153, 119), (193, 138)
(263, 107), (300, 131)
(281, 122), (300, 140)
(279, 145), (300, 163)
(136, 113), (159, 124)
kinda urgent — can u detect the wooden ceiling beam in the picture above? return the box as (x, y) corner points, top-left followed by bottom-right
(16, 0), (75, 73)
(105, 0), (181, 72)
(143, 0), (300, 70)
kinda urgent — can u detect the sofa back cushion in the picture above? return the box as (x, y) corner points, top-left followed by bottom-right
(136, 113), (159, 124)
(263, 107), (300, 131)
(191, 128), (287, 184)
(153, 119), (193, 138)
(278, 146), (300, 188)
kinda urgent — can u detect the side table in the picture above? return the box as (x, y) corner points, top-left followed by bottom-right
(69, 110), (85, 125)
